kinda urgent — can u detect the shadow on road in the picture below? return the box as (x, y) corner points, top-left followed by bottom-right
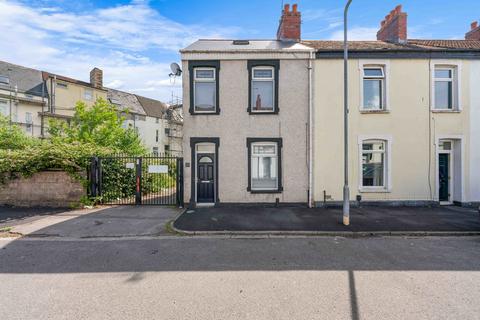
(1, 235), (480, 274)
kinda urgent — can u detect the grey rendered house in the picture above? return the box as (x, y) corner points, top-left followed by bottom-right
(181, 6), (313, 206)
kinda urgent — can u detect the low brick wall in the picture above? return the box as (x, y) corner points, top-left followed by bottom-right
(0, 171), (85, 207)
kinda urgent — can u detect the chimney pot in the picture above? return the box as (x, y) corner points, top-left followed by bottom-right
(377, 5), (408, 43)
(472, 21), (479, 30)
(277, 3), (301, 41)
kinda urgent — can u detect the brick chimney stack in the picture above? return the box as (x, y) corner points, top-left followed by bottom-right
(377, 5), (407, 43)
(465, 21), (480, 40)
(90, 67), (103, 89)
(277, 3), (301, 42)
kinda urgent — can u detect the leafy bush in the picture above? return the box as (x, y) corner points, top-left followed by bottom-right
(0, 115), (37, 150)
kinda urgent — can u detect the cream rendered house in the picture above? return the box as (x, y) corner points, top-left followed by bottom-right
(305, 6), (480, 207)
(41, 68), (108, 126)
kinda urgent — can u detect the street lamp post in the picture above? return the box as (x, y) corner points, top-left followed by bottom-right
(343, 0), (353, 226)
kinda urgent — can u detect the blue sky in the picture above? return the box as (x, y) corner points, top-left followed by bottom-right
(1, 0), (478, 101)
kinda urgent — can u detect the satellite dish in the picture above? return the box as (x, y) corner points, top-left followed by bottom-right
(169, 63), (182, 77)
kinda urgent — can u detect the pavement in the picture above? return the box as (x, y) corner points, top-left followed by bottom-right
(0, 206), (71, 227)
(1, 236), (479, 319)
(174, 205), (480, 235)
(0, 205), (182, 238)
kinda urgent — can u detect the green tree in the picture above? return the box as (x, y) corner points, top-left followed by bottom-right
(48, 98), (145, 155)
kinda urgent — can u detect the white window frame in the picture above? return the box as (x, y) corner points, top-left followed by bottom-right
(84, 88), (93, 101)
(358, 135), (393, 193)
(250, 142), (279, 191)
(0, 99), (8, 116)
(431, 61), (462, 111)
(0, 75), (9, 84)
(359, 60), (390, 112)
(193, 67), (216, 113)
(250, 66), (275, 113)
(25, 112), (33, 133)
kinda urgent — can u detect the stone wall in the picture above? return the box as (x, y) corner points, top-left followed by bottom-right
(0, 171), (85, 207)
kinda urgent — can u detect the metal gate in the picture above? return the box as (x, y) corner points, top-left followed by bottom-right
(89, 154), (183, 206)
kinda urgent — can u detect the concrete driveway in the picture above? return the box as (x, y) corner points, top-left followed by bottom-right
(1, 205), (182, 238)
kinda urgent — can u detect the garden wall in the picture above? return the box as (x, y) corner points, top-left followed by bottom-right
(0, 171), (85, 207)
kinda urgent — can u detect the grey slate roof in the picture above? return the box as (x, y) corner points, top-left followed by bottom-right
(181, 39), (313, 52)
(0, 61), (46, 97)
(135, 95), (169, 118)
(107, 88), (146, 116)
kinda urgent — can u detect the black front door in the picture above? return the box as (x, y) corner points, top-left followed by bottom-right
(197, 154), (215, 203)
(439, 153), (450, 202)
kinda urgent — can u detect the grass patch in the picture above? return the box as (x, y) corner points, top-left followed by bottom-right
(0, 226), (12, 233)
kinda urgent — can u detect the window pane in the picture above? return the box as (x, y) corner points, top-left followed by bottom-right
(195, 69), (214, 79)
(363, 79), (382, 109)
(0, 100), (7, 116)
(252, 156), (278, 189)
(364, 68), (383, 77)
(362, 152), (384, 187)
(362, 141), (384, 151)
(435, 81), (453, 109)
(435, 69), (452, 79)
(195, 81), (216, 111)
(253, 145), (275, 155)
(84, 89), (93, 100)
(253, 69), (273, 78)
(439, 141), (452, 151)
(252, 80), (274, 111)
(199, 156), (213, 163)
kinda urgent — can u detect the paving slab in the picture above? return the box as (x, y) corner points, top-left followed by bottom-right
(173, 205), (480, 235)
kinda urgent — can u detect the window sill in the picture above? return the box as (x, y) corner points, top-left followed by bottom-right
(248, 109), (279, 115)
(248, 188), (283, 194)
(189, 111), (220, 115)
(359, 188), (391, 193)
(431, 109), (461, 113)
(359, 109), (390, 114)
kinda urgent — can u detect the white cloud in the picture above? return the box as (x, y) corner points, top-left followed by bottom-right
(329, 27), (378, 41)
(0, 0), (239, 101)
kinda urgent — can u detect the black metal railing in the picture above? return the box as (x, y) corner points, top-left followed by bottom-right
(89, 153), (183, 206)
